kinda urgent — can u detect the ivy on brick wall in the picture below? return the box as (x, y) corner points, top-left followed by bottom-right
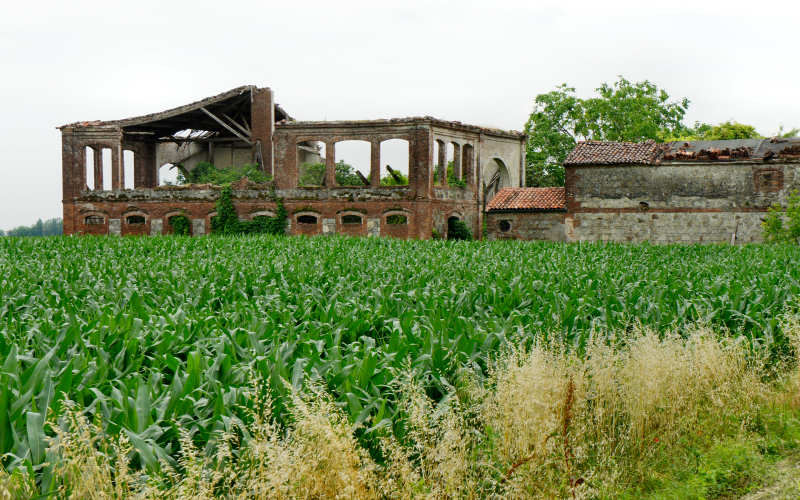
(211, 185), (287, 236)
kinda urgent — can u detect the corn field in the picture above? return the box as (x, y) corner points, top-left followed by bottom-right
(1, 235), (799, 484)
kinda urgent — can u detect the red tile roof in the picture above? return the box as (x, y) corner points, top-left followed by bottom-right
(564, 140), (660, 166)
(487, 187), (565, 211)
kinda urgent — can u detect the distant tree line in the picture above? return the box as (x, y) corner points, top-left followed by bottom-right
(1, 218), (63, 237)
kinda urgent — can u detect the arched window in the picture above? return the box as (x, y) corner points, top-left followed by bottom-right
(84, 147), (95, 190)
(297, 214), (318, 224)
(334, 140), (371, 186)
(123, 150), (135, 189)
(85, 215), (105, 225)
(341, 214), (362, 225)
(126, 215), (146, 225)
(386, 214), (408, 225)
(461, 144), (474, 185)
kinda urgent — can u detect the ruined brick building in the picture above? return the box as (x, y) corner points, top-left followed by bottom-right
(486, 138), (800, 243)
(60, 86), (525, 238)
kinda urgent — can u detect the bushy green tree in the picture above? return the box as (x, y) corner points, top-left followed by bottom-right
(447, 218), (472, 240)
(299, 162), (365, 186)
(664, 121), (763, 142)
(524, 77), (690, 187)
(210, 185), (287, 236)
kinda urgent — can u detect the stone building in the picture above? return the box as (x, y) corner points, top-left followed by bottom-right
(59, 85), (526, 238)
(486, 138), (800, 243)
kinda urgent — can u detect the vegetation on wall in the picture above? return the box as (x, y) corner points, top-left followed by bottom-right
(763, 190), (800, 243)
(0, 218), (62, 237)
(210, 185), (287, 235)
(168, 215), (191, 235)
(447, 217), (472, 240)
(523, 76), (799, 187)
(178, 161), (271, 185)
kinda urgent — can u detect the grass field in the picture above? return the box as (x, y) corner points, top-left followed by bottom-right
(1, 235), (799, 498)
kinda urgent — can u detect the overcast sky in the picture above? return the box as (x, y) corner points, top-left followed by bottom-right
(1, 0), (798, 229)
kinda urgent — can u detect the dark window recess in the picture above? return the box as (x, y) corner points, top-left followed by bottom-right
(754, 168), (783, 193)
(85, 215), (104, 225)
(126, 215), (146, 225)
(341, 214), (362, 224)
(499, 220), (511, 232)
(297, 215), (318, 224)
(386, 214), (408, 225)
(639, 201), (650, 211)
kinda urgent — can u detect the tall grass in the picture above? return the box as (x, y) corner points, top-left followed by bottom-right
(3, 325), (798, 499)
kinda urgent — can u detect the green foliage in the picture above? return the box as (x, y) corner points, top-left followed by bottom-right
(664, 120), (763, 142)
(178, 161), (271, 185)
(168, 215), (190, 235)
(211, 185), (287, 235)
(763, 190), (800, 243)
(1, 237), (800, 488)
(299, 161), (366, 186)
(447, 218), (472, 240)
(446, 161), (466, 188)
(2, 218), (62, 237)
(380, 169), (408, 186)
(776, 125), (800, 138)
(524, 77), (690, 187)
(385, 214), (407, 225)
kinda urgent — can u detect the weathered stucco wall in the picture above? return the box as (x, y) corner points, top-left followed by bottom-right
(486, 212), (566, 241)
(563, 161), (800, 243)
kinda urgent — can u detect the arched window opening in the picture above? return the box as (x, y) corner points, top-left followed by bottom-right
(168, 215), (191, 236)
(334, 140), (371, 186)
(123, 150), (135, 189)
(101, 149), (112, 190)
(379, 139), (409, 186)
(298, 141), (325, 187)
(85, 215), (105, 225)
(445, 142), (456, 185)
(341, 214), (362, 225)
(159, 163), (180, 186)
(84, 147), (95, 190)
(433, 139), (445, 186)
(126, 215), (146, 225)
(386, 214), (408, 225)
(447, 215), (472, 241)
(297, 214), (318, 225)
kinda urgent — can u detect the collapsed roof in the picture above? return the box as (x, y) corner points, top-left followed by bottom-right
(58, 85), (291, 141)
(564, 137), (800, 166)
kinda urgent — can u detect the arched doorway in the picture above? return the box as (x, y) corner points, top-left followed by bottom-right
(483, 157), (510, 202)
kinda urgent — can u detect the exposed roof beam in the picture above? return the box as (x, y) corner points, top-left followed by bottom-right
(221, 112), (251, 138)
(199, 107), (252, 145)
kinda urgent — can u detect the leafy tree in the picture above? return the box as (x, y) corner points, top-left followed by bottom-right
(447, 218), (472, 240)
(664, 121), (762, 142)
(299, 162), (365, 186)
(524, 77), (690, 186)
(776, 126), (800, 138)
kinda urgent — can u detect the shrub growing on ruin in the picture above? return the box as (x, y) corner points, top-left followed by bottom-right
(178, 161), (271, 185)
(447, 218), (472, 240)
(210, 185), (287, 236)
(168, 215), (191, 235)
(762, 190), (800, 243)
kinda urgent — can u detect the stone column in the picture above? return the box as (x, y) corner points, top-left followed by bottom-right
(93, 146), (103, 190)
(370, 140), (381, 187)
(325, 141), (336, 187)
(453, 143), (461, 181)
(111, 144), (122, 190)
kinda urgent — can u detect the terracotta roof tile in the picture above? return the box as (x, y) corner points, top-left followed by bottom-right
(487, 187), (565, 211)
(564, 140), (659, 166)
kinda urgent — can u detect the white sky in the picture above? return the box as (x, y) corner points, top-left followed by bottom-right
(1, 0), (798, 229)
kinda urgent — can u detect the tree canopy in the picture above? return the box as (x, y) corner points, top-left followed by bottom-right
(2, 218), (62, 237)
(523, 76), (796, 187)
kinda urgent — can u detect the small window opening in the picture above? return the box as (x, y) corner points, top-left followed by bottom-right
(386, 214), (408, 225)
(342, 214), (362, 224)
(297, 215), (318, 224)
(499, 220), (512, 232)
(126, 215), (146, 225)
(639, 201), (650, 211)
(123, 150), (135, 189)
(85, 215), (104, 225)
